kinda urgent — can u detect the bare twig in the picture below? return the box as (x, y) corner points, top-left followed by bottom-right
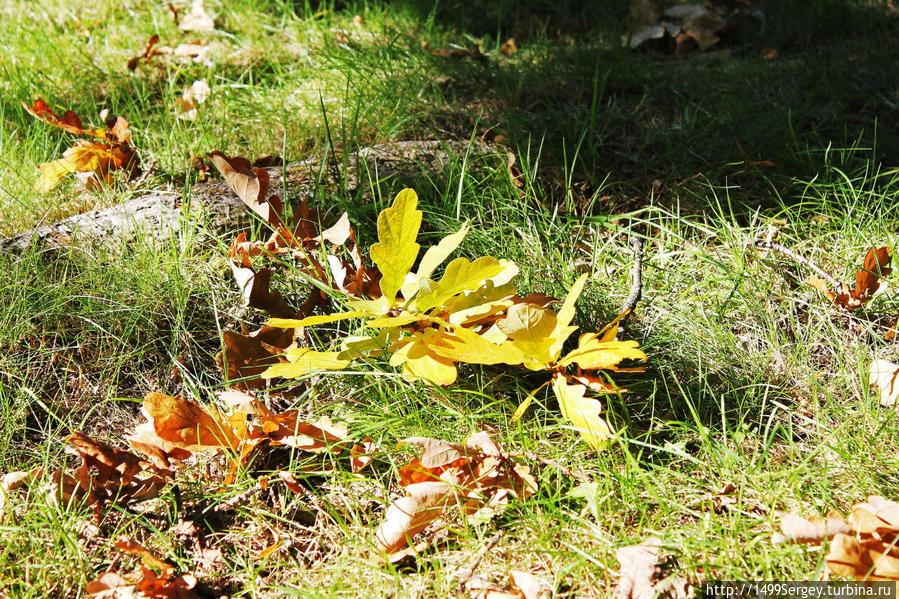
(618, 236), (644, 336)
(508, 450), (589, 483)
(457, 532), (504, 588)
(753, 240), (838, 287)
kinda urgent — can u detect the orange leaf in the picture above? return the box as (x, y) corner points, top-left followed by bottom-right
(142, 392), (240, 451)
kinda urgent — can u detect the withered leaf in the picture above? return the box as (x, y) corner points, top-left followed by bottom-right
(773, 512), (851, 544)
(142, 392), (241, 451)
(209, 151), (283, 227)
(227, 234), (295, 317)
(86, 540), (201, 598)
(374, 431), (536, 558)
(614, 537), (691, 599)
(776, 496), (899, 581)
(869, 359), (899, 407)
(217, 326), (298, 389)
(127, 34), (162, 70)
(805, 247), (892, 310)
(179, 0), (214, 32)
(24, 99), (140, 191)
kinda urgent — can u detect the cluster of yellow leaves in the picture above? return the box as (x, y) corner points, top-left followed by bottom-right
(258, 188), (646, 449)
(23, 99), (141, 192)
(804, 246), (892, 311)
(374, 432), (536, 561)
(775, 496), (899, 580)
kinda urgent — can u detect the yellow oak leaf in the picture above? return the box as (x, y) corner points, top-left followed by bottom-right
(551, 373), (612, 450)
(402, 351), (458, 386)
(426, 324), (526, 366)
(261, 348), (351, 379)
(413, 257), (516, 312)
(365, 312), (428, 328)
(558, 333), (647, 370)
(370, 188), (422, 306)
(416, 222), (470, 280)
(497, 303), (558, 341)
(547, 273), (588, 356)
(37, 142), (118, 192)
(36, 158), (78, 192)
(267, 310), (368, 329)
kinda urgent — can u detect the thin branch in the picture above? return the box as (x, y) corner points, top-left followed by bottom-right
(457, 532), (504, 588)
(508, 450), (589, 483)
(618, 236), (644, 336)
(753, 240), (838, 287)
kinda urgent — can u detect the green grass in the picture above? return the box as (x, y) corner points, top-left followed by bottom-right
(3, 0), (899, 596)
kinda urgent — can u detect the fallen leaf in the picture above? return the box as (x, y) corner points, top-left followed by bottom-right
(86, 540), (201, 598)
(179, 0), (214, 32)
(373, 431), (536, 558)
(776, 497), (899, 580)
(227, 234), (295, 317)
(465, 570), (551, 599)
(773, 512), (852, 544)
(210, 152), (284, 227)
(805, 247), (892, 310)
(217, 326), (298, 389)
(351, 437), (380, 472)
(500, 38), (517, 55)
(24, 99), (140, 191)
(127, 34), (162, 70)
(174, 79), (210, 120)
(614, 537), (691, 599)
(141, 392), (240, 451)
(870, 359), (899, 407)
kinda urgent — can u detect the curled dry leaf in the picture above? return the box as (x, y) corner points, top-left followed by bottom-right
(217, 326), (298, 389)
(174, 79), (210, 120)
(59, 433), (169, 517)
(776, 496), (899, 580)
(614, 537), (691, 599)
(209, 151), (283, 227)
(23, 98), (141, 191)
(467, 571), (552, 599)
(0, 468), (42, 522)
(5, 434), (170, 519)
(623, 0), (727, 53)
(227, 233), (295, 318)
(869, 359), (899, 407)
(805, 247), (892, 311)
(466, 570), (552, 599)
(351, 437), (380, 472)
(127, 34), (163, 70)
(373, 431), (536, 560)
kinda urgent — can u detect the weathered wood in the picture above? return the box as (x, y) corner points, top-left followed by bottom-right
(2, 140), (494, 253)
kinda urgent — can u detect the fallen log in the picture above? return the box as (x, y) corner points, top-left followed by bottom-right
(2, 140), (494, 253)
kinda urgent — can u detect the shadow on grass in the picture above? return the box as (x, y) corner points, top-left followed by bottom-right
(345, 0), (899, 214)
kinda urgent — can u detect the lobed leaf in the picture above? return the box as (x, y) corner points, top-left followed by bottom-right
(370, 188), (422, 306)
(261, 348), (352, 379)
(551, 373), (612, 450)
